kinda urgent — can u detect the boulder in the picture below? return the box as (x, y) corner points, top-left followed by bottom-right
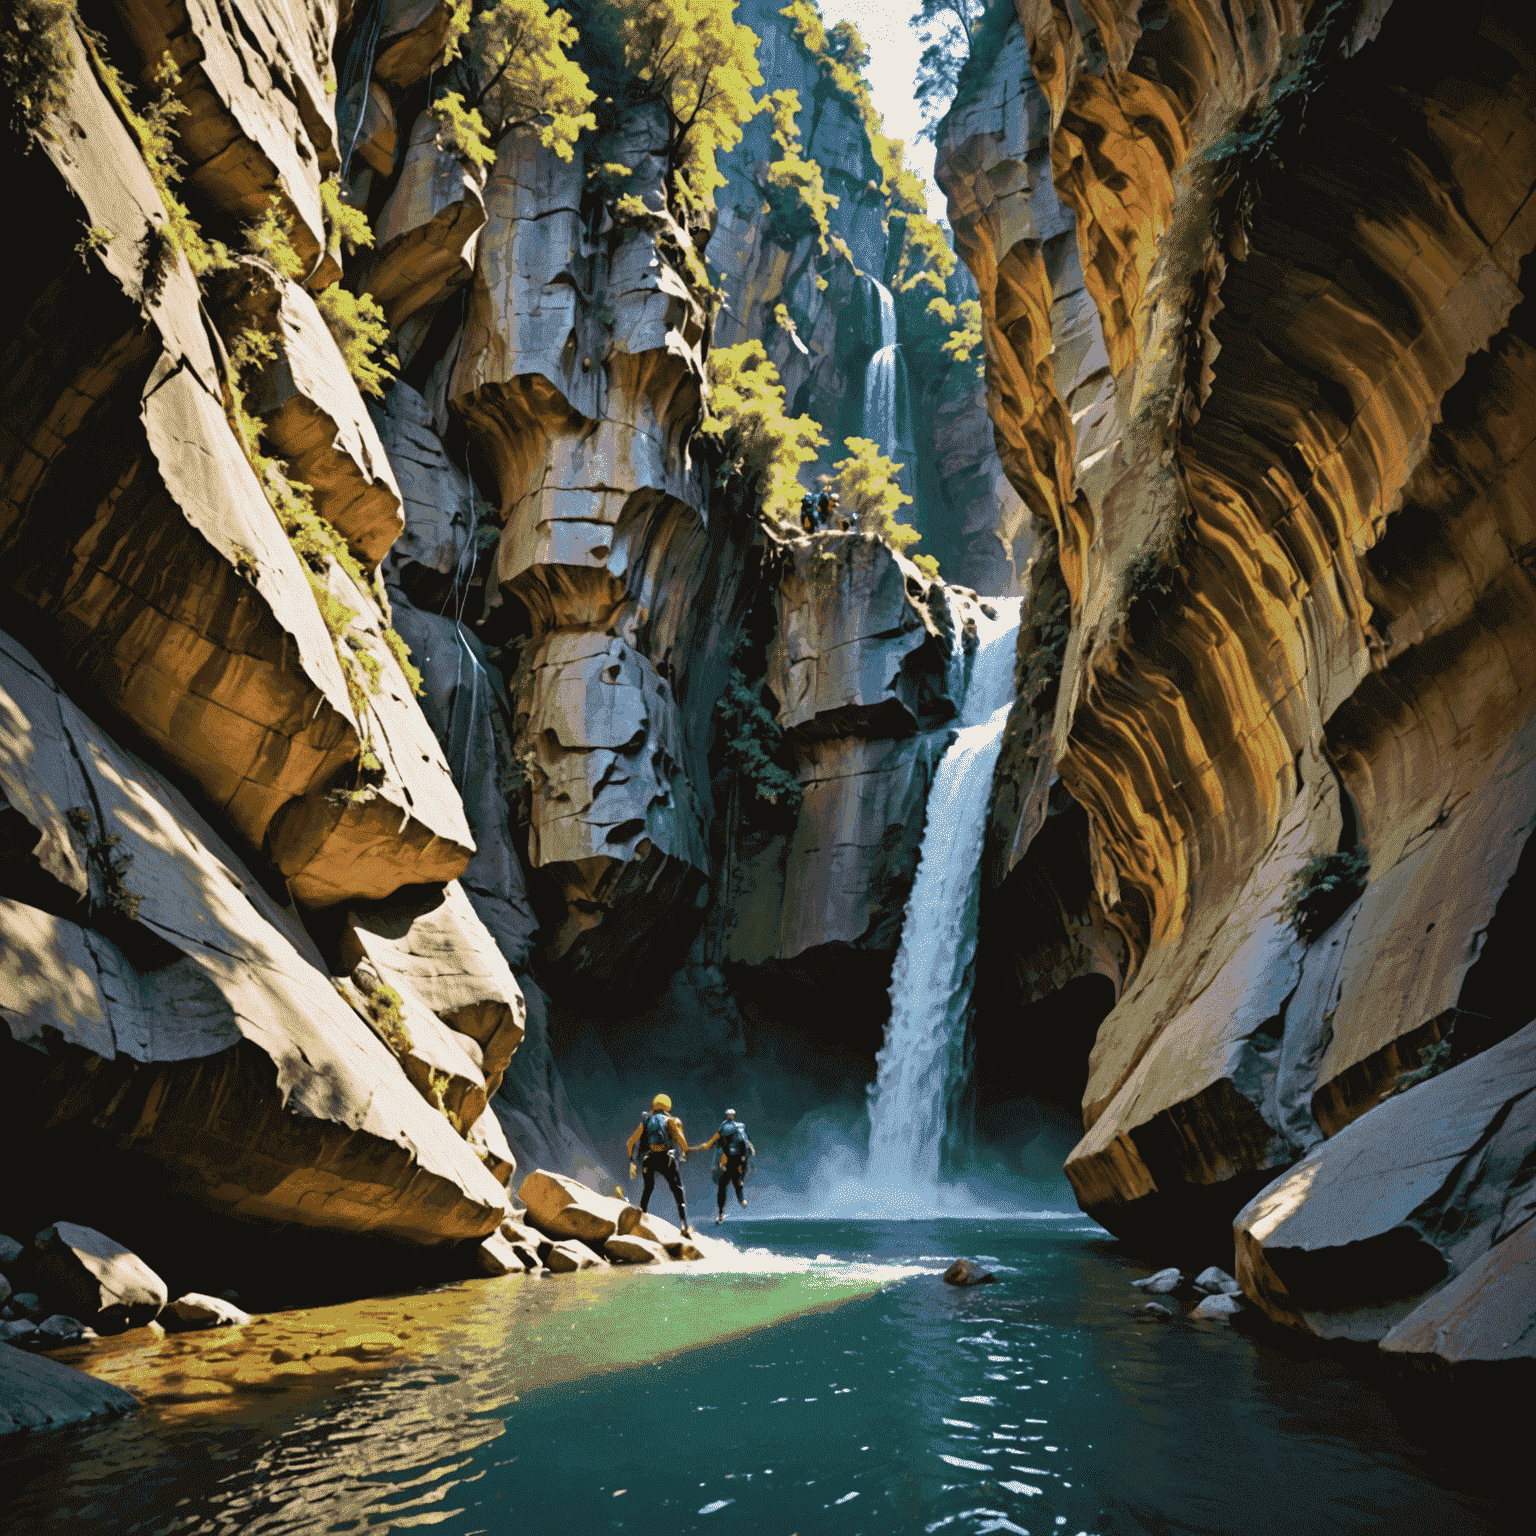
(667, 1242), (704, 1262)
(165, 1294), (253, 1330)
(1192, 1294), (1244, 1319)
(1194, 1267), (1242, 1296)
(472, 1230), (524, 1278)
(1130, 1269), (1183, 1295)
(0, 1235), (20, 1267)
(605, 1234), (668, 1265)
(617, 1207), (681, 1246)
(0, 1320), (37, 1344)
(519, 1170), (627, 1244)
(1235, 1019), (1536, 1346)
(0, 1344), (136, 1436)
(543, 1240), (608, 1274)
(32, 1224), (167, 1332)
(942, 1259), (997, 1287)
(0, 1278), (10, 1309)
(497, 1219), (543, 1271)
(8, 1294), (43, 1322)
(34, 1315), (88, 1346)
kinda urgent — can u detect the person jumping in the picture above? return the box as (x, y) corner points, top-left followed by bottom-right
(697, 1108), (755, 1224)
(625, 1093), (695, 1237)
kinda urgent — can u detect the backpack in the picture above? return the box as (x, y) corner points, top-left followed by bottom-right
(642, 1110), (673, 1155)
(718, 1119), (748, 1158)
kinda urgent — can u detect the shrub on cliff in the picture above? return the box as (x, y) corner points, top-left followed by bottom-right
(911, 0), (985, 143)
(567, 0), (762, 219)
(3, 0), (76, 150)
(701, 341), (825, 526)
(438, 0), (597, 164)
(761, 88), (838, 255)
(1282, 847), (1369, 944)
(832, 438), (936, 575)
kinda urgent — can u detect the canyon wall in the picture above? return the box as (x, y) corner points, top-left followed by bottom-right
(943, 0), (1535, 1369)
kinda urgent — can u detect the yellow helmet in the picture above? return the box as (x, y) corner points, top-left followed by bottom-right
(652, 1093), (672, 1111)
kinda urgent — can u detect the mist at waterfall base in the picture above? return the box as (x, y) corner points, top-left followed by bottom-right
(557, 595), (1064, 1222)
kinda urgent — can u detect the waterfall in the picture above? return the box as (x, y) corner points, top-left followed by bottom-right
(861, 280), (908, 463)
(863, 596), (1025, 1198)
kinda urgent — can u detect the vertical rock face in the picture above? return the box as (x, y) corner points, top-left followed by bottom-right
(941, 0), (1536, 1351)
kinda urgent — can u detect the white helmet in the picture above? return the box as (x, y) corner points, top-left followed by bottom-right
(724, 1108), (736, 1118)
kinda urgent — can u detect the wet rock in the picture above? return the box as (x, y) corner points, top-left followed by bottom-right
(32, 1224), (167, 1333)
(519, 1170), (627, 1244)
(542, 1240), (608, 1275)
(497, 1219), (544, 1272)
(1194, 1267), (1242, 1296)
(1235, 1019), (1536, 1348)
(0, 1320), (38, 1345)
(0, 1278), (10, 1309)
(34, 1315), (88, 1347)
(668, 1242), (704, 1262)
(942, 1259), (997, 1287)
(8, 1295), (43, 1322)
(605, 1234), (668, 1265)
(0, 1345), (136, 1436)
(1130, 1269), (1183, 1295)
(617, 1207), (681, 1247)
(0, 1235), (20, 1267)
(472, 1230), (524, 1278)
(1192, 1294), (1244, 1319)
(165, 1294), (253, 1330)
(1139, 1302), (1175, 1317)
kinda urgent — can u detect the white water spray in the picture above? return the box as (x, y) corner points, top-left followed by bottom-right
(865, 597), (1024, 1193)
(861, 280), (908, 462)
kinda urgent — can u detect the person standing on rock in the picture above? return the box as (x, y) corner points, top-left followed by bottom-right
(697, 1109), (755, 1224)
(626, 1094), (695, 1236)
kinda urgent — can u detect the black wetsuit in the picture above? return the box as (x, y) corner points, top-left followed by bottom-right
(641, 1149), (688, 1224)
(716, 1156), (748, 1214)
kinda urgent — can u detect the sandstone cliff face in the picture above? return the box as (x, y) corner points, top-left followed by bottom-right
(942, 0), (1536, 1360)
(1, 0), (528, 1270)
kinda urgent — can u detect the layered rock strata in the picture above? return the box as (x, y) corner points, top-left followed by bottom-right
(943, 0), (1536, 1359)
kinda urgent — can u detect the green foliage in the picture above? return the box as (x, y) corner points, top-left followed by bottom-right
(315, 284), (397, 399)
(459, 0), (597, 162)
(760, 88), (837, 254)
(912, 552), (940, 579)
(383, 627), (426, 697)
(595, 0), (763, 217)
(4, 0), (76, 150)
(320, 177), (374, 259)
(75, 223), (115, 264)
(940, 296), (983, 377)
(244, 197), (305, 280)
(700, 341), (825, 526)
(429, 89), (497, 167)
(1281, 847), (1369, 945)
(361, 978), (414, 1057)
(832, 437), (923, 556)
(64, 806), (142, 923)
(716, 658), (802, 818)
(910, 0), (983, 143)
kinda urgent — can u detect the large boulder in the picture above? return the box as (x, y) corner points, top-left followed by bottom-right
(165, 1293), (253, 1331)
(31, 1224), (167, 1333)
(617, 1207), (681, 1247)
(518, 1171), (627, 1244)
(1235, 1019), (1536, 1349)
(0, 1346), (136, 1437)
(605, 1234), (667, 1265)
(543, 1240), (608, 1274)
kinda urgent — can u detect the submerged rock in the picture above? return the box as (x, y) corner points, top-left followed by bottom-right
(1130, 1269), (1183, 1295)
(0, 1345), (136, 1436)
(1192, 1294), (1244, 1319)
(1194, 1267), (1242, 1296)
(34, 1315), (88, 1347)
(942, 1259), (997, 1287)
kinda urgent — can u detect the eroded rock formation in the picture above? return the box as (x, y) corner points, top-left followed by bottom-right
(943, 0), (1536, 1363)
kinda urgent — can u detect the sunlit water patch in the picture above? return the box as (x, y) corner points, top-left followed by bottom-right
(0, 1218), (1504, 1535)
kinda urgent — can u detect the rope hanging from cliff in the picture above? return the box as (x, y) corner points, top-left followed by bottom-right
(337, 0), (386, 183)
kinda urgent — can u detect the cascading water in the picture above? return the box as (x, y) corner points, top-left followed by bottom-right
(863, 596), (1024, 1198)
(861, 280), (909, 462)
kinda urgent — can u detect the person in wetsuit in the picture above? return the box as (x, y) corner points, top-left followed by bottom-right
(697, 1108), (756, 1224)
(625, 1093), (694, 1236)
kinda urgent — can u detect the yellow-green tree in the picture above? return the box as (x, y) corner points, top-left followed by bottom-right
(761, 88), (838, 253)
(435, 0), (597, 165)
(833, 438), (935, 573)
(607, 0), (763, 216)
(700, 341), (825, 526)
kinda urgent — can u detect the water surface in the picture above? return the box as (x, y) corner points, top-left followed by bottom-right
(0, 1217), (1504, 1534)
